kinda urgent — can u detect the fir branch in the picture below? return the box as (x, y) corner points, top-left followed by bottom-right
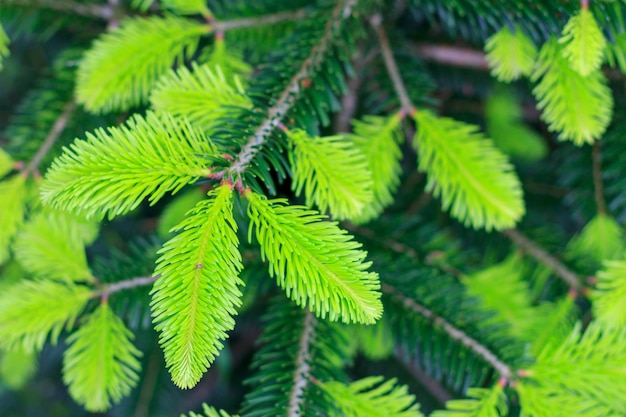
(63, 303), (142, 411)
(21, 101), (75, 177)
(484, 26), (537, 82)
(41, 112), (216, 219)
(412, 111), (525, 231)
(151, 185), (244, 389)
(76, 16), (209, 112)
(502, 229), (581, 291)
(370, 13), (414, 113)
(13, 209), (97, 282)
(0, 23), (9, 71)
(317, 376), (423, 417)
(431, 385), (508, 417)
(245, 191), (382, 324)
(592, 141), (607, 215)
(0, 280), (92, 352)
(531, 38), (613, 145)
(0, 175), (27, 264)
(227, 0), (358, 178)
(382, 283), (514, 381)
(287, 309), (316, 417)
(288, 128), (373, 221)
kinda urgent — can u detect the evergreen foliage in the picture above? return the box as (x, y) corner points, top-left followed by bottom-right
(41, 112), (216, 219)
(485, 26), (537, 82)
(317, 376), (423, 417)
(0, 280), (91, 352)
(3, 0), (626, 416)
(63, 302), (142, 411)
(559, 8), (606, 77)
(245, 191), (382, 324)
(13, 209), (97, 282)
(347, 114), (404, 223)
(412, 110), (525, 231)
(76, 16), (210, 112)
(431, 385), (507, 417)
(288, 128), (374, 221)
(0, 23), (8, 70)
(151, 184), (243, 389)
(531, 38), (613, 145)
(150, 62), (251, 134)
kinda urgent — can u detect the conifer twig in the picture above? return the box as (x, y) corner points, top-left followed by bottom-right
(345, 223), (464, 277)
(370, 13), (414, 113)
(133, 346), (162, 417)
(22, 101), (76, 177)
(412, 43), (489, 70)
(287, 309), (316, 417)
(97, 274), (159, 298)
(502, 229), (581, 290)
(6, 0), (117, 19)
(227, 0), (358, 178)
(214, 8), (311, 32)
(383, 283), (514, 380)
(592, 140), (607, 215)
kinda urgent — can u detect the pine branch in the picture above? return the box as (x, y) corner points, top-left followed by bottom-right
(593, 260), (626, 327)
(484, 26), (537, 82)
(431, 385), (508, 417)
(502, 229), (581, 291)
(287, 309), (315, 417)
(347, 114), (404, 224)
(226, 0), (358, 178)
(559, 7), (606, 76)
(531, 38), (613, 145)
(382, 283), (514, 381)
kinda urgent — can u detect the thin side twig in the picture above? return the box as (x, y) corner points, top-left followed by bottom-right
(370, 13), (414, 113)
(383, 283), (514, 381)
(22, 101), (76, 177)
(6, 0), (116, 19)
(592, 140), (607, 215)
(502, 229), (581, 291)
(215, 8), (311, 32)
(96, 274), (159, 298)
